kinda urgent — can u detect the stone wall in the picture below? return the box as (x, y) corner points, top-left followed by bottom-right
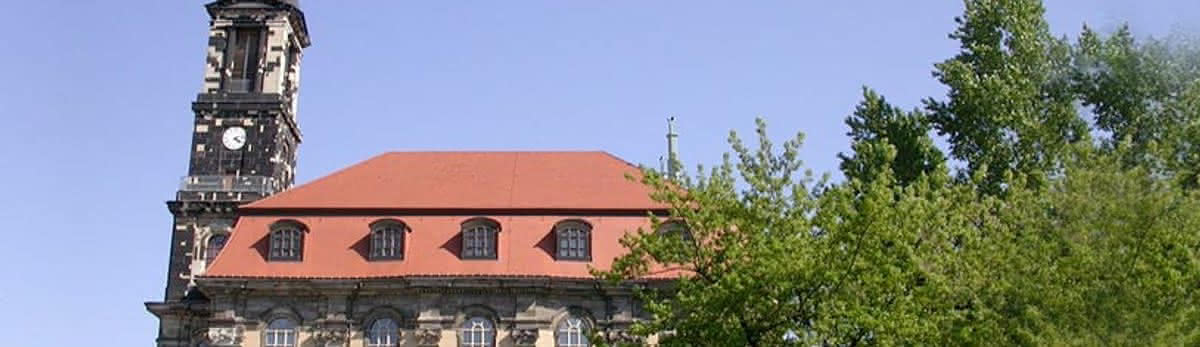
(191, 279), (655, 347)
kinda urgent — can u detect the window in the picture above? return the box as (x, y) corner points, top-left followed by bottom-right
(556, 316), (591, 347)
(263, 318), (297, 347)
(204, 234), (229, 266)
(370, 221), (406, 260)
(461, 219), (498, 259)
(226, 27), (264, 93)
(460, 316), (495, 347)
(366, 318), (400, 347)
(658, 221), (693, 241)
(269, 222), (305, 261)
(555, 221), (591, 260)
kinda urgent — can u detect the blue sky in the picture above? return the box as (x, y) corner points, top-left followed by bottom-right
(0, 1), (1196, 345)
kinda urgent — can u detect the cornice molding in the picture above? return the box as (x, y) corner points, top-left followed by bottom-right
(238, 207), (670, 217)
(197, 277), (661, 295)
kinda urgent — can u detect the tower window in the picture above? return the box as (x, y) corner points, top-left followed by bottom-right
(555, 220), (591, 261)
(268, 221), (305, 261)
(263, 318), (297, 347)
(461, 219), (499, 259)
(204, 234), (229, 266)
(460, 316), (495, 347)
(370, 220), (406, 260)
(226, 27), (264, 93)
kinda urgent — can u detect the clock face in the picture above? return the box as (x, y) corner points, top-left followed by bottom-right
(222, 127), (247, 150)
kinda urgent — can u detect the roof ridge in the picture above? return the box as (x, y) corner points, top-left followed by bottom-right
(381, 150), (608, 154)
(598, 151), (648, 172)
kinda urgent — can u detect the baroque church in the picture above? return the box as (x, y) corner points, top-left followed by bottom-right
(145, 1), (675, 346)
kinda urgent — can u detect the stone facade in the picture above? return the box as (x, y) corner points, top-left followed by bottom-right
(180, 279), (652, 347)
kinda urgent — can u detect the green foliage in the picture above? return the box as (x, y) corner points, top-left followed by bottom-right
(839, 87), (946, 187)
(599, 119), (828, 347)
(929, 145), (1200, 345)
(1072, 26), (1200, 188)
(597, 1), (1200, 346)
(925, 0), (1089, 192)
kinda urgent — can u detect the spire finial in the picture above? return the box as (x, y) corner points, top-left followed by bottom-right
(666, 117), (680, 179)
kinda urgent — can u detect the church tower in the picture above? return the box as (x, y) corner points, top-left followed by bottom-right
(163, 0), (310, 300)
(149, 2), (310, 345)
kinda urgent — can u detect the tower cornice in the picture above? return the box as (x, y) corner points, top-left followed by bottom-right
(191, 93), (304, 143)
(205, 0), (310, 48)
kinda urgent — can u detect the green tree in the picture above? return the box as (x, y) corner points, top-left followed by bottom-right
(925, 0), (1089, 192)
(598, 119), (824, 347)
(839, 87), (946, 187)
(597, 120), (967, 346)
(597, 1), (1200, 345)
(1072, 27), (1200, 188)
(940, 145), (1200, 345)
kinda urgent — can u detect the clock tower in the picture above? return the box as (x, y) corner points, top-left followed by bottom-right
(148, 1), (310, 345)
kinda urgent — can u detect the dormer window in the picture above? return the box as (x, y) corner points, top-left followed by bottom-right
(555, 220), (591, 261)
(269, 221), (306, 261)
(461, 219), (499, 259)
(370, 220), (406, 261)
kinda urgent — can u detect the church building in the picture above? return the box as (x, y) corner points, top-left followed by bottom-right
(146, 1), (672, 346)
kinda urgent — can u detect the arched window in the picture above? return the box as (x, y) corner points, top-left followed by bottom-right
(263, 318), (298, 347)
(204, 234), (229, 266)
(269, 221), (305, 261)
(365, 318), (400, 347)
(657, 221), (693, 241)
(555, 220), (591, 260)
(556, 316), (591, 347)
(460, 316), (495, 347)
(461, 219), (499, 259)
(370, 220), (406, 260)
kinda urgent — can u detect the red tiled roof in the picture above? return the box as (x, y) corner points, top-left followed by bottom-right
(244, 151), (665, 210)
(204, 215), (680, 279)
(205, 151), (679, 280)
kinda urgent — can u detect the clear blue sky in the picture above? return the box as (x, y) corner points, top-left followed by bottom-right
(0, 1), (1195, 345)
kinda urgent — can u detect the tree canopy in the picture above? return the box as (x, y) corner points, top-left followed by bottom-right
(595, 0), (1200, 346)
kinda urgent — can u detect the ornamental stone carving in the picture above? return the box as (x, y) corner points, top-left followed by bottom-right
(206, 327), (243, 346)
(312, 327), (349, 344)
(604, 329), (644, 344)
(511, 328), (539, 346)
(416, 328), (442, 346)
